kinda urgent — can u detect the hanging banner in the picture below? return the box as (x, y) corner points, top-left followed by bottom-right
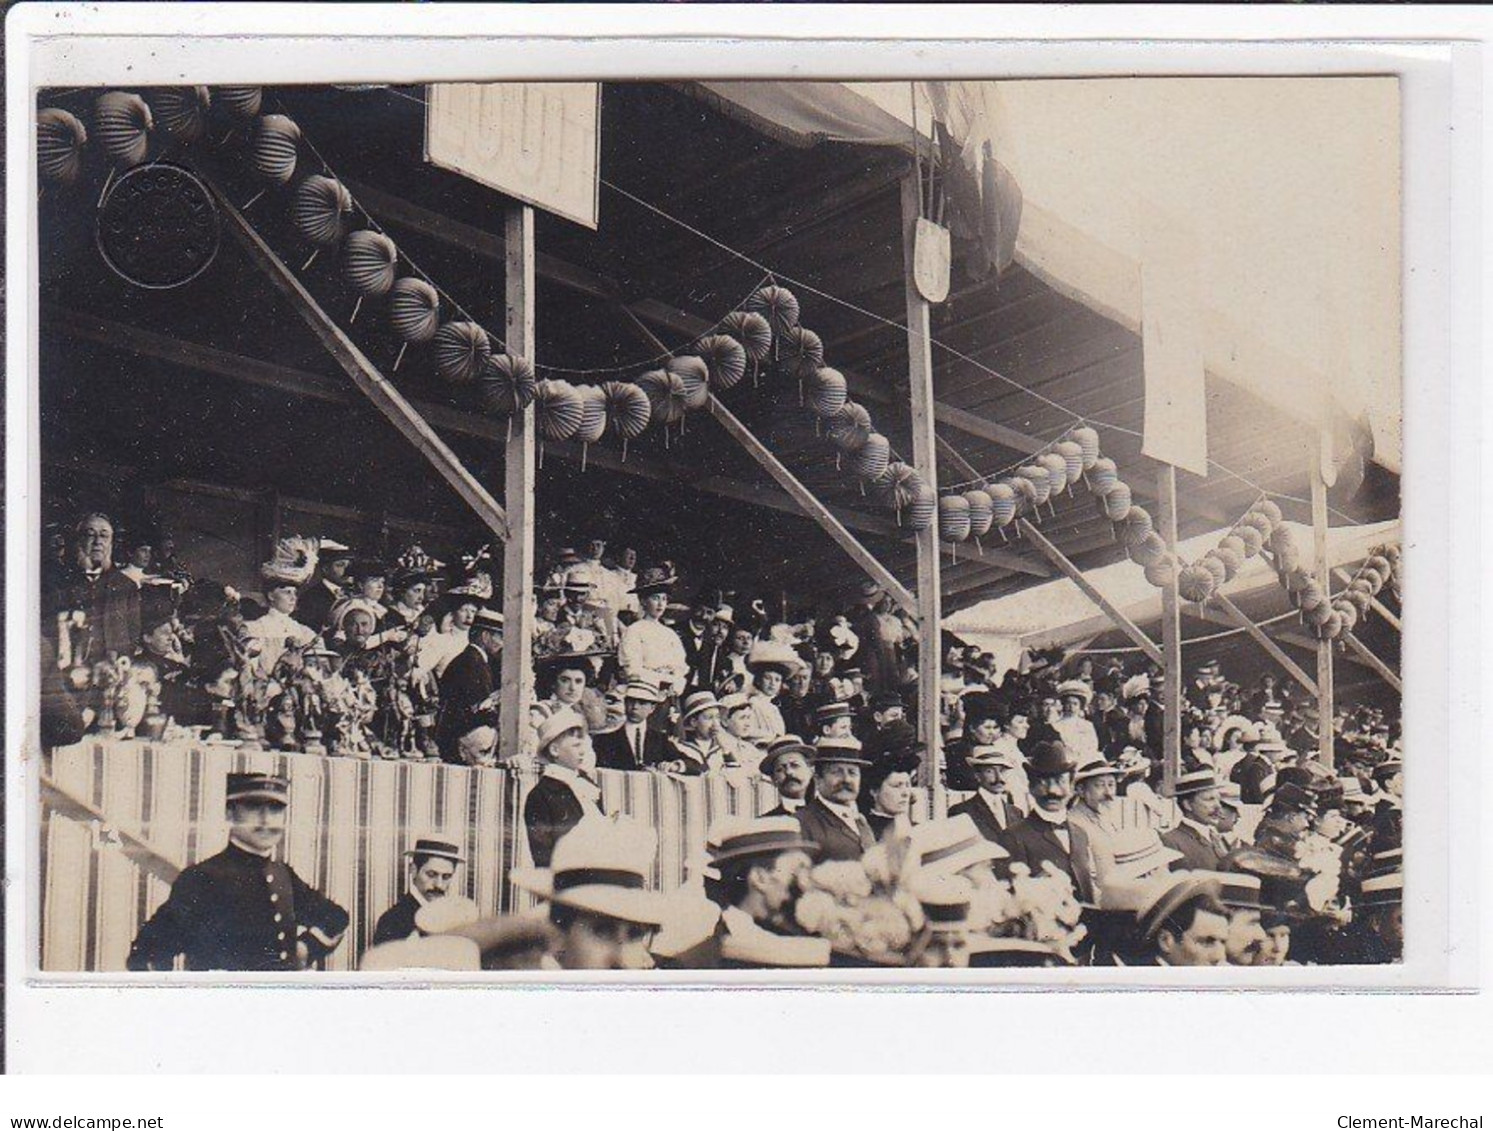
(426, 82), (600, 229)
(1139, 223), (1209, 477)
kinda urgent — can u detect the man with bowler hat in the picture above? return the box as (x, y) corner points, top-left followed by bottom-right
(1000, 740), (1097, 902)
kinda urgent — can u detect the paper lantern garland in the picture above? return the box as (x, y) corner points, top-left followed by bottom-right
(574, 384), (608, 445)
(693, 333), (747, 392)
(1120, 506), (1154, 547)
(1102, 482), (1132, 522)
(479, 353), (537, 416)
(1178, 563), (1217, 604)
(666, 355), (711, 412)
(987, 483), (1018, 530)
(781, 325), (824, 380)
(1072, 426), (1101, 470)
(719, 310), (773, 363)
(906, 483), (937, 533)
(827, 402), (873, 453)
(1143, 554), (1178, 588)
(746, 284), (800, 337)
(1017, 464), (1052, 507)
(1054, 440), (1085, 486)
(964, 489), (994, 538)
(94, 92), (154, 168)
(637, 368), (688, 428)
(1130, 532), (1167, 567)
(603, 380), (652, 441)
(342, 230), (399, 296)
(1038, 453), (1069, 499)
(433, 321), (491, 385)
(1089, 457), (1119, 496)
(851, 433), (891, 482)
(149, 87), (212, 143)
(37, 108), (88, 184)
(291, 175), (354, 246)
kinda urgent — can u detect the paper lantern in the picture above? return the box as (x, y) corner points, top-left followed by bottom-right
(343, 230), (399, 296)
(693, 333), (747, 392)
(666, 355), (711, 411)
(1334, 601), (1359, 633)
(1359, 565), (1387, 594)
(1178, 564), (1217, 604)
(479, 353), (537, 416)
(745, 284), (801, 337)
(388, 278), (440, 342)
(937, 494), (971, 542)
(1089, 457), (1119, 495)
(574, 383), (608, 444)
(533, 380), (584, 442)
(1017, 465), (1051, 507)
(827, 402), (873, 452)
(1364, 554), (1393, 580)
(1218, 535), (1246, 559)
(1307, 600), (1335, 628)
(806, 367), (849, 419)
(781, 325), (824, 380)
(1054, 440), (1085, 486)
(1038, 453), (1069, 499)
(250, 113), (300, 185)
(1285, 567), (1313, 594)
(878, 462), (924, 511)
(1298, 583), (1327, 614)
(719, 310), (773, 363)
(1131, 532), (1167, 567)
(964, 489), (994, 538)
(214, 86), (263, 119)
(1236, 525), (1265, 558)
(433, 321), (491, 385)
(851, 432), (891, 481)
(1212, 545), (1243, 581)
(1102, 482), (1133, 522)
(987, 483), (1018, 529)
(1144, 554), (1178, 588)
(292, 174), (353, 246)
(636, 368), (688, 427)
(1071, 426), (1101, 470)
(1273, 538), (1303, 574)
(602, 380), (652, 440)
(1120, 506), (1154, 547)
(1319, 610), (1344, 640)
(94, 91), (154, 168)
(1005, 476), (1037, 515)
(37, 108), (87, 184)
(1344, 588), (1373, 615)
(1256, 500), (1284, 526)
(1240, 512), (1274, 540)
(906, 483), (938, 532)
(149, 86), (211, 143)
(1198, 554), (1227, 589)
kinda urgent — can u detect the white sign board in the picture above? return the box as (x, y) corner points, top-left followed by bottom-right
(426, 82), (600, 229)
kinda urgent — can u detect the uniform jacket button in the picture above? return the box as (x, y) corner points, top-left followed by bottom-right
(269, 892), (278, 902)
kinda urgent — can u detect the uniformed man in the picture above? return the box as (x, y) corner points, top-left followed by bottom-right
(127, 772), (348, 971)
(370, 836), (465, 947)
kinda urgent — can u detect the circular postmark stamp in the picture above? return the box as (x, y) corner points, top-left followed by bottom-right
(96, 162), (221, 289)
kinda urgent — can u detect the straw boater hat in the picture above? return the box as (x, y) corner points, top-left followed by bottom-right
(1358, 869), (1403, 910)
(912, 874), (973, 935)
(813, 701), (854, 727)
(511, 819), (669, 926)
(717, 691), (753, 716)
(1193, 870), (1265, 912)
(1214, 715), (1259, 751)
(812, 734), (870, 766)
(707, 816), (819, 870)
(759, 735), (816, 778)
(630, 565), (678, 595)
(746, 639), (800, 676)
(621, 680), (665, 704)
(1171, 769), (1222, 797)
(680, 690), (721, 723)
(966, 744), (1014, 770)
(470, 607), (505, 634)
(1108, 826), (1184, 883)
(535, 706), (587, 755)
(1055, 679), (1093, 706)
(908, 814), (1010, 877)
(1072, 757), (1123, 785)
(1137, 873), (1225, 941)
(405, 837), (465, 865)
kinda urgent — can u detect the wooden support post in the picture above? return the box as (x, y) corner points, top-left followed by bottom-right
(1312, 456), (1335, 770)
(216, 189), (511, 543)
(1155, 466), (1183, 798)
(1017, 518), (1165, 667)
(901, 170), (944, 785)
(1207, 593), (1319, 697)
(706, 395), (917, 617)
(1341, 631), (1403, 694)
(1333, 567), (1401, 632)
(499, 204), (538, 764)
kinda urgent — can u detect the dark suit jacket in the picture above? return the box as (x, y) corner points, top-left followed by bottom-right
(949, 792), (1020, 845)
(371, 892), (421, 946)
(295, 577), (344, 634)
(127, 842), (348, 971)
(1001, 814), (1097, 903)
(1229, 752), (1275, 805)
(1160, 821), (1225, 872)
(593, 724), (670, 772)
(523, 773), (603, 868)
(436, 644), (497, 762)
(797, 796), (875, 863)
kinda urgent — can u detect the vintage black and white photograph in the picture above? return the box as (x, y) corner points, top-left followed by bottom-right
(27, 72), (1405, 978)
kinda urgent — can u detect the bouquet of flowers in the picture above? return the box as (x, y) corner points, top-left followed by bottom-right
(793, 855), (926, 966)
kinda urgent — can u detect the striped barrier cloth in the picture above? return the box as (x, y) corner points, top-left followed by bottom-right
(39, 739), (941, 973)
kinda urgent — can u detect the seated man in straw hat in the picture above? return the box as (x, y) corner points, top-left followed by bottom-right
(706, 816), (830, 969)
(523, 706), (606, 868)
(949, 745), (1024, 844)
(128, 772), (348, 972)
(435, 606), (505, 764)
(1135, 874), (1230, 967)
(797, 736), (876, 862)
(371, 836), (466, 947)
(759, 736), (816, 817)
(511, 819), (668, 971)
(1160, 770), (1230, 872)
